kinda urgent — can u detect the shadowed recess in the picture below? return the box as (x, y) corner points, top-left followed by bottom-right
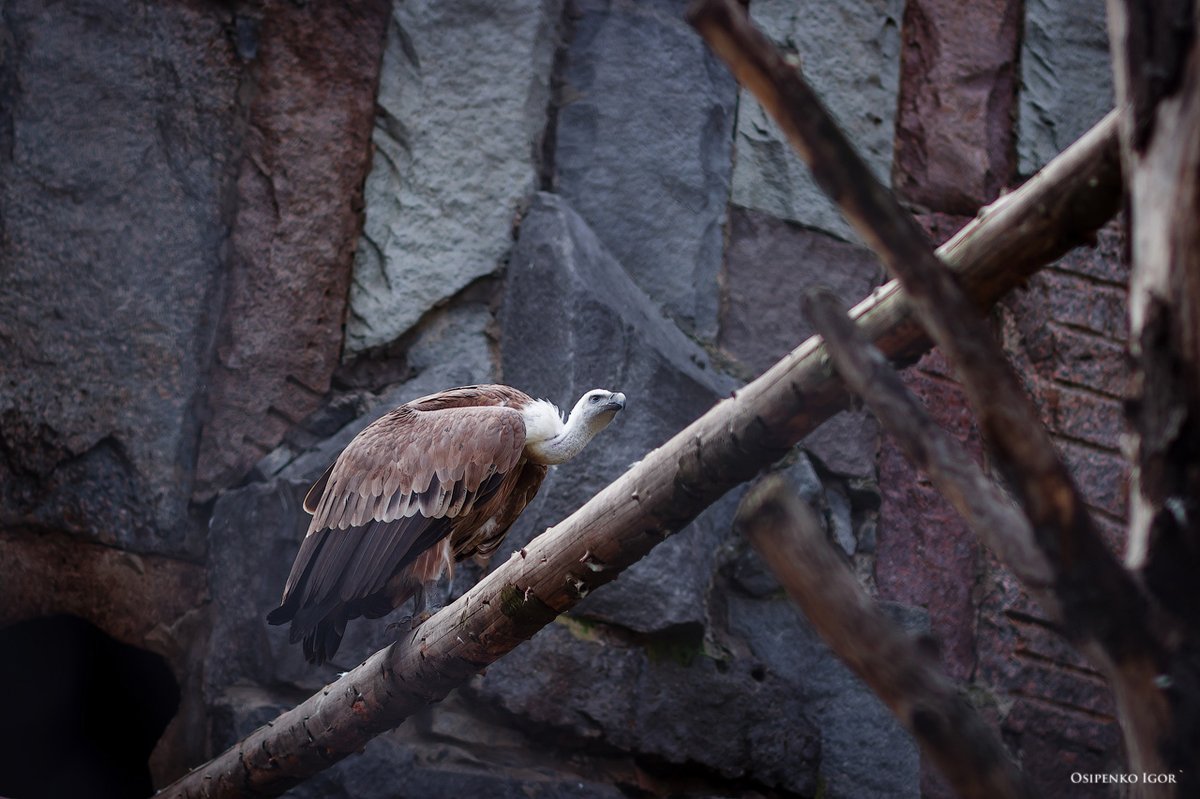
(0, 615), (179, 799)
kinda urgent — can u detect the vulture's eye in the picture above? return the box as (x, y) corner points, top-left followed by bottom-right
(590, 395), (601, 403)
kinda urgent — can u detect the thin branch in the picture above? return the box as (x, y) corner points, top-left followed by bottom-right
(162, 108), (1124, 798)
(803, 287), (1060, 616)
(736, 476), (1040, 799)
(689, 0), (1156, 678)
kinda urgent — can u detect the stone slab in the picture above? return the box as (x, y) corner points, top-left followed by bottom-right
(731, 0), (904, 242)
(345, 0), (561, 351)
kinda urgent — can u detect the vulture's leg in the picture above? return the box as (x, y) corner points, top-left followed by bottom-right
(385, 582), (438, 635)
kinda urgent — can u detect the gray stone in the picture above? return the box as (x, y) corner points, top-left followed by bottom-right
(345, 0), (561, 352)
(212, 686), (627, 799)
(206, 479), (324, 694)
(554, 0), (737, 338)
(478, 622), (821, 795)
(731, 0), (903, 242)
(805, 411), (881, 479)
(500, 193), (739, 634)
(1017, 0), (1113, 174)
(727, 595), (925, 799)
(0, 0), (241, 556)
(826, 482), (856, 556)
(719, 207), (881, 478)
(719, 207), (883, 374)
(723, 455), (825, 598)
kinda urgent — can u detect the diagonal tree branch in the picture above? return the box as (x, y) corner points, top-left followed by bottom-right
(736, 476), (1040, 799)
(802, 287), (1058, 617)
(688, 0), (1171, 779)
(162, 83), (1123, 799)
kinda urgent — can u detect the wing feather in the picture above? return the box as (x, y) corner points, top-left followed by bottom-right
(275, 402), (528, 624)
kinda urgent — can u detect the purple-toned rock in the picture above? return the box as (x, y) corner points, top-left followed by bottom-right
(893, 0), (1022, 212)
(875, 360), (983, 682)
(193, 0), (391, 500)
(720, 207), (882, 478)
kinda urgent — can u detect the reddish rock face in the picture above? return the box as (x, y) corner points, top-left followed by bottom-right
(720, 207), (884, 375)
(192, 0), (391, 501)
(877, 218), (1130, 794)
(719, 206), (884, 477)
(876, 354), (983, 683)
(893, 0), (1022, 213)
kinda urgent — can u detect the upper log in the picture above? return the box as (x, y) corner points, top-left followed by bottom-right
(162, 98), (1123, 799)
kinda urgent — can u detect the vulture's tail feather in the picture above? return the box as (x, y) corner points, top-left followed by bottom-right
(304, 616), (347, 665)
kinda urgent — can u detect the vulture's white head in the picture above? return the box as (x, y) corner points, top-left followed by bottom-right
(522, 389), (626, 465)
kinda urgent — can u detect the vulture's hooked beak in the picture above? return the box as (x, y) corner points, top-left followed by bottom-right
(606, 392), (627, 412)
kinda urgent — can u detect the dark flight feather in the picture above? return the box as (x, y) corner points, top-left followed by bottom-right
(268, 385), (548, 665)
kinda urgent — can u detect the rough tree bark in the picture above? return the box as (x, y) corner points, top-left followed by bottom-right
(162, 107), (1123, 797)
(689, 0), (1200, 792)
(1108, 0), (1200, 787)
(736, 477), (1040, 799)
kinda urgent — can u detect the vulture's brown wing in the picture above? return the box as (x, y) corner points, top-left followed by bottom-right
(271, 403), (526, 629)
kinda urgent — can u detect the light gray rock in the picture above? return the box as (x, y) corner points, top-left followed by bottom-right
(345, 0), (561, 351)
(805, 411), (881, 479)
(826, 482), (856, 556)
(727, 596), (925, 799)
(1017, 0), (1113, 174)
(0, 0), (241, 556)
(500, 193), (739, 634)
(553, 0), (737, 338)
(731, 0), (903, 243)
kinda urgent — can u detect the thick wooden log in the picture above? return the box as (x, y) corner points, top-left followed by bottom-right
(736, 476), (1040, 799)
(1107, 1), (1200, 792)
(162, 55), (1124, 799)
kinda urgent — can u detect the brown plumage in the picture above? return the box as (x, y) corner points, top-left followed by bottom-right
(268, 384), (625, 664)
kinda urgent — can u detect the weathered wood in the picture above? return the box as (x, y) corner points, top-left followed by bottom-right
(803, 287), (1057, 615)
(1108, 1), (1200, 792)
(162, 61), (1125, 799)
(736, 476), (1040, 799)
(689, 0), (1173, 780)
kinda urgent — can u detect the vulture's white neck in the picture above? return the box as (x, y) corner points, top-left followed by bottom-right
(521, 396), (615, 465)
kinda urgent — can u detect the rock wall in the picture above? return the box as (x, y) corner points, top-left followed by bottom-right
(0, 0), (1128, 797)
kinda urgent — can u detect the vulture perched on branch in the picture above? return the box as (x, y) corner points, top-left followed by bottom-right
(268, 384), (626, 664)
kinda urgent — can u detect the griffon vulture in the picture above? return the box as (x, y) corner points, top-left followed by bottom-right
(268, 384), (626, 664)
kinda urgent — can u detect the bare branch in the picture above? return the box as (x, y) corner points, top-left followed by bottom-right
(162, 104), (1124, 798)
(688, 0), (1157, 682)
(736, 476), (1040, 799)
(803, 287), (1058, 614)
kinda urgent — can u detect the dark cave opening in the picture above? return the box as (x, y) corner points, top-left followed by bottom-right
(0, 614), (180, 799)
